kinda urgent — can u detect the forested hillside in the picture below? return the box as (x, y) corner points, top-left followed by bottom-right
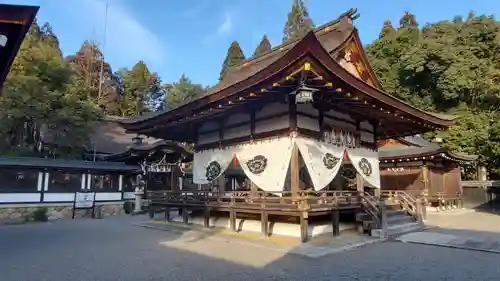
(366, 12), (500, 178)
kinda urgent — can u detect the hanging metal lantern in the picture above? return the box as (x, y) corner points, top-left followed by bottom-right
(291, 82), (317, 104)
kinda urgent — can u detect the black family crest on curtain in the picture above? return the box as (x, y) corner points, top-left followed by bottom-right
(322, 153), (340, 169)
(358, 158), (372, 176)
(205, 161), (221, 181)
(246, 155), (268, 175)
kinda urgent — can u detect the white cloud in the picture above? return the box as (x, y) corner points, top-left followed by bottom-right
(182, 1), (209, 18)
(203, 11), (234, 45)
(217, 12), (233, 34)
(59, 0), (166, 70)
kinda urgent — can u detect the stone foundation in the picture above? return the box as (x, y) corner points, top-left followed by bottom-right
(0, 203), (126, 225)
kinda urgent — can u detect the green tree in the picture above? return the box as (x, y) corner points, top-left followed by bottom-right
(0, 22), (100, 157)
(399, 11), (418, 28)
(162, 75), (205, 110)
(379, 20), (396, 39)
(282, 0), (314, 43)
(66, 41), (121, 114)
(366, 11), (500, 178)
(252, 35), (272, 57)
(219, 41), (245, 81)
(116, 61), (163, 116)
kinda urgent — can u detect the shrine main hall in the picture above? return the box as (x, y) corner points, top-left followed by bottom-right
(121, 9), (455, 241)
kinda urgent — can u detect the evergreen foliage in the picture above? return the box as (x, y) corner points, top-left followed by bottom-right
(162, 75), (205, 111)
(282, 0), (314, 43)
(1, 20), (101, 157)
(116, 61), (163, 116)
(366, 11), (500, 178)
(219, 41), (246, 81)
(0, 19), (207, 158)
(252, 35), (272, 57)
(379, 20), (396, 39)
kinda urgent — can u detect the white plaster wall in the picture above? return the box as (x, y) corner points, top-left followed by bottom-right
(297, 115), (320, 131)
(255, 102), (288, 119)
(0, 193), (41, 203)
(224, 124), (251, 140)
(324, 109), (355, 122)
(323, 117), (357, 131)
(223, 112), (250, 126)
(123, 192), (135, 199)
(361, 131), (375, 143)
(43, 193), (75, 202)
(255, 115), (290, 134)
(95, 192), (122, 201)
(197, 131), (220, 145)
(296, 103), (318, 116)
(360, 120), (374, 132)
(198, 120), (220, 133)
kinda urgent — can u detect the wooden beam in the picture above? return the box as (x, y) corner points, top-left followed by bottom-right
(290, 144), (300, 197)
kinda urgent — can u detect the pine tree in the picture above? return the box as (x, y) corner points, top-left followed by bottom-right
(219, 41), (246, 81)
(379, 20), (396, 39)
(252, 35), (272, 57)
(282, 0), (314, 43)
(399, 11), (418, 28)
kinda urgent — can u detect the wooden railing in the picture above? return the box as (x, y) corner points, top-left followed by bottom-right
(147, 190), (362, 211)
(360, 192), (382, 226)
(381, 190), (424, 223)
(462, 180), (500, 188)
(427, 192), (463, 209)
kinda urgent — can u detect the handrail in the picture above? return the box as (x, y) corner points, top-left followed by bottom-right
(146, 189), (361, 210)
(381, 190), (422, 221)
(359, 192), (381, 224)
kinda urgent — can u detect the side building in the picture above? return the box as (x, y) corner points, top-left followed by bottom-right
(378, 135), (478, 208)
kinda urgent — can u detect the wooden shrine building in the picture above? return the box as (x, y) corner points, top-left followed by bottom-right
(378, 135), (477, 206)
(121, 9), (456, 241)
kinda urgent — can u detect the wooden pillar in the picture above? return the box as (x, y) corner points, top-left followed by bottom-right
(356, 172), (364, 193)
(422, 164), (429, 198)
(182, 207), (188, 224)
(164, 207), (170, 221)
(331, 210), (340, 236)
(170, 166), (181, 192)
(229, 209), (237, 232)
(217, 175), (225, 196)
(203, 207), (210, 228)
(261, 210), (268, 237)
(250, 182), (258, 196)
(290, 144), (300, 197)
(299, 212), (308, 242)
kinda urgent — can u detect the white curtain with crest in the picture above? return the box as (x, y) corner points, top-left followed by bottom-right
(347, 147), (380, 188)
(295, 137), (345, 191)
(235, 137), (294, 194)
(193, 147), (236, 184)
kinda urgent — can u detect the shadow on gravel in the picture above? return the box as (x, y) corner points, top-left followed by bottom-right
(2, 212), (500, 281)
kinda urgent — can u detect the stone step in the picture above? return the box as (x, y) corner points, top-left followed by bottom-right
(386, 213), (416, 225)
(370, 222), (423, 238)
(355, 212), (373, 222)
(386, 209), (405, 217)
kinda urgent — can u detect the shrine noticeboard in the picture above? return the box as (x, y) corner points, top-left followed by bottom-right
(72, 192), (96, 219)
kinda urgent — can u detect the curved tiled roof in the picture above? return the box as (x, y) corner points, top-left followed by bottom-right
(379, 135), (478, 162)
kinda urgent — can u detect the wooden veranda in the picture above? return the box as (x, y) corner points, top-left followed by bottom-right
(147, 190), (381, 242)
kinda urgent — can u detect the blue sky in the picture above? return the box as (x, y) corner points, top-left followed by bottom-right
(5, 0), (500, 86)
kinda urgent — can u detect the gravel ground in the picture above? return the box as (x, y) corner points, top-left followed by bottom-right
(1, 216), (499, 281)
